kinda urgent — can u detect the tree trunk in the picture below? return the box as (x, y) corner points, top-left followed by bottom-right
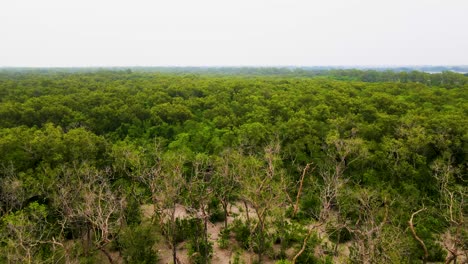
(293, 163), (311, 217)
(171, 204), (178, 264)
(222, 200), (228, 229)
(172, 246), (177, 264)
(202, 205), (209, 261)
(334, 230), (341, 256)
(244, 201), (250, 226)
(445, 250), (458, 264)
(257, 211), (265, 264)
(100, 247), (114, 264)
(258, 225), (264, 264)
(83, 225), (91, 257)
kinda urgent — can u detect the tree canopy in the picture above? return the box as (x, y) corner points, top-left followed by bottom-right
(0, 69), (466, 263)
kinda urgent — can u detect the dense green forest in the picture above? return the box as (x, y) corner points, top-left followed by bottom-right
(0, 69), (466, 263)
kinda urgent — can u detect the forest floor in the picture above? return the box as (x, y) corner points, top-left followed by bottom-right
(104, 204), (464, 264)
(92, 203), (355, 264)
(142, 203), (279, 264)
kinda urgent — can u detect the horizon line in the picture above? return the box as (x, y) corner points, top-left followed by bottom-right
(1, 65), (468, 69)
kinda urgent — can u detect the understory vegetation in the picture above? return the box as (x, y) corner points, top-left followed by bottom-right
(0, 69), (466, 263)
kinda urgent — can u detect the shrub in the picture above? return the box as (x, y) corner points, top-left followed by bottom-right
(298, 192), (321, 220)
(274, 220), (308, 248)
(231, 250), (243, 264)
(116, 224), (158, 264)
(124, 196), (142, 226)
(218, 227), (230, 249)
(162, 217), (202, 243)
(231, 219), (252, 249)
(293, 232), (321, 264)
(208, 198), (226, 223)
(326, 224), (352, 244)
(187, 238), (213, 264)
(179, 218), (213, 264)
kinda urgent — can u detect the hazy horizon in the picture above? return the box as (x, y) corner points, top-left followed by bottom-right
(2, 0), (467, 67)
(2, 65), (467, 69)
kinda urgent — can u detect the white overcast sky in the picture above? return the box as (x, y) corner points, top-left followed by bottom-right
(1, 0), (467, 67)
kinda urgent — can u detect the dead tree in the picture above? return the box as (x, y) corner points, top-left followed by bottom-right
(138, 151), (187, 264)
(293, 131), (366, 262)
(184, 154), (217, 263)
(348, 190), (390, 264)
(432, 158), (467, 264)
(213, 150), (242, 229)
(0, 164), (26, 216)
(57, 165), (126, 264)
(320, 131), (366, 221)
(0, 202), (50, 263)
(240, 142), (286, 263)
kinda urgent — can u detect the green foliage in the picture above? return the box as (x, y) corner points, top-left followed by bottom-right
(218, 227), (230, 249)
(162, 217), (213, 263)
(232, 219), (252, 250)
(124, 195), (143, 226)
(208, 197), (226, 223)
(293, 231), (322, 264)
(187, 238), (213, 264)
(162, 218), (199, 243)
(0, 69), (466, 263)
(0, 202), (51, 263)
(116, 224), (159, 264)
(231, 250), (244, 264)
(275, 260), (292, 264)
(231, 218), (275, 257)
(297, 191), (321, 220)
(406, 213), (447, 262)
(326, 224), (352, 244)
(274, 221), (308, 248)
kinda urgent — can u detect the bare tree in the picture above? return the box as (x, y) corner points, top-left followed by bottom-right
(57, 165), (126, 264)
(348, 190), (390, 264)
(240, 142), (289, 263)
(212, 150), (241, 229)
(137, 151), (187, 264)
(0, 202), (50, 263)
(320, 131), (367, 221)
(432, 158), (467, 264)
(185, 153), (215, 263)
(0, 164), (26, 216)
(293, 131), (366, 262)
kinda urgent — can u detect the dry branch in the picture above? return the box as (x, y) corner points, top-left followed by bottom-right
(409, 207), (428, 264)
